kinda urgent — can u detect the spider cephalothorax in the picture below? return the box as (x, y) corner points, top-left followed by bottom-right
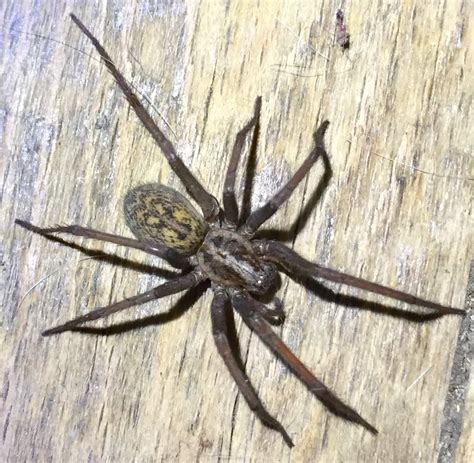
(16, 14), (464, 448)
(197, 229), (279, 295)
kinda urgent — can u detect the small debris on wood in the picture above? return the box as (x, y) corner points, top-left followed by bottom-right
(335, 9), (350, 50)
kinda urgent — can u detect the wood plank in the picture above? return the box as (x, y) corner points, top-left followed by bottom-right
(1, 1), (471, 461)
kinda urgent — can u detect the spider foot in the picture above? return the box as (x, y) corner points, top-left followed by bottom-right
(15, 219), (70, 235)
(42, 323), (71, 336)
(272, 421), (294, 448)
(314, 120), (330, 146)
(15, 219), (43, 233)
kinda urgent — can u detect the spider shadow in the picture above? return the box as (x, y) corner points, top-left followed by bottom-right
(69, 282), (247, 383)
(298, 274), (445, 323)
(66, 281), (208, 336)
(256, 147), (333, 242)
(239, 110), (260, 224)
(34, 232), (180, 279)
(223, 296), (247, 370)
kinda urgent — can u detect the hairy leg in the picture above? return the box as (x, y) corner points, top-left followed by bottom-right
(223, 97), (261, 225)
(242, 121), (329, 235)
(15, 220), (190, 269)
(43, 270), (204, 335)
(211, 286), (293, 447)
(232, 290), (378, 434)
(70, 14), (219, 221)
(255, 240), (464, 315)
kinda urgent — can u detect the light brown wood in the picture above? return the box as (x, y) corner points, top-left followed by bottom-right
(1, 1), (472, 461)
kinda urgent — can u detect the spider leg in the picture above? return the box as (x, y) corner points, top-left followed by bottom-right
(69, 14), (219, 221)
(223, 97), (261, 225)
(231, 290), (378, 435)
(42, 270), (203, 336)
(256, 296), (286, 325)
(255, 240), (464, 315)
(15, 220), (189, 269)
(211, 286), (294, 447)
(242, 121), (329, 235)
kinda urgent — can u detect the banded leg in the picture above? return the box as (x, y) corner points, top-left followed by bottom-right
(70, 14), (218, 221)
(15, 219), (189, 269)
(211, 287), (293, 447)
(242, 121), (329, 235)
(232, 290), (378, 434)
(223, 97), (262, 225)
(43, 270), (203, 335)
(255, 240), (464, 315)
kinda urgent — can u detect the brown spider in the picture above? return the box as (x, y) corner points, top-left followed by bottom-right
(16, 14), (463, 448)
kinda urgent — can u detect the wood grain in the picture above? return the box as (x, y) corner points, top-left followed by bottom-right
(1, 1), (472, 461)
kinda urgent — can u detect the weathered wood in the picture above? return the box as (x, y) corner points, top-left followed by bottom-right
(457, 370), (474, 462)
(450, 266), (473, 463)
(1, 1), (472, 461)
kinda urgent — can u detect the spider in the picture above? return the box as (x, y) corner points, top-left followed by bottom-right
(16, 14), (464, 448)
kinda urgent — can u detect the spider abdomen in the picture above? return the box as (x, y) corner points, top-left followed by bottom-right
(124, 184), (208, 255)
(197, 229), (277, 295)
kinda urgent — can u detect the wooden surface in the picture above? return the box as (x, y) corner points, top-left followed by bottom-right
(1, 1), (472, 461)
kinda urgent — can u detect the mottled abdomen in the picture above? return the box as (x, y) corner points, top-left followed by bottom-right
(124, 184), (208, 255)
